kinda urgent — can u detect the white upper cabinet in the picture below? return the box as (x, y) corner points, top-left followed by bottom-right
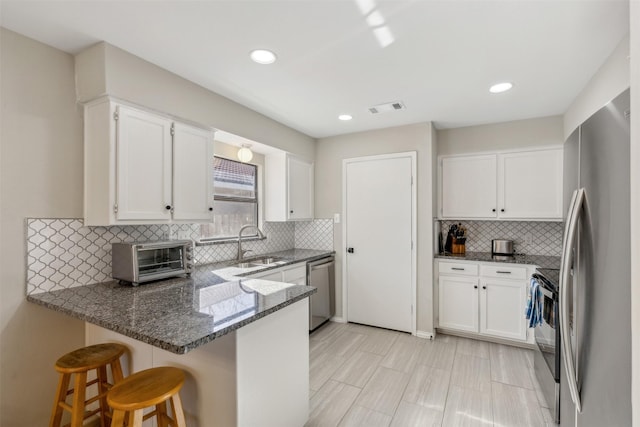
(115, 105), (173, 222)
(84, 98), (215, 225)
(265, 153), (314, 221)
(441, 154), (497, 219)
(172, 123), (214, 221)
(499, 149), (563, 219)
(439, 147), (563, 220)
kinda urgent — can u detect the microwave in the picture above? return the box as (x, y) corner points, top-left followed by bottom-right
(112, 240), (193, 285)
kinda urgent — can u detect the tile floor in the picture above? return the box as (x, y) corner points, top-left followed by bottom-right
(306, 321), (554, 427)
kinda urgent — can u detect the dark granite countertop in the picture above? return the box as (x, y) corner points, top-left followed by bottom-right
(435, 251), (561, 269)
(27, 249), (334, 354)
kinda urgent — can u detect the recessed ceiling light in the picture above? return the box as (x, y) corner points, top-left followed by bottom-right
(250, 49), (277, 64)
(489, 82), (513, 93)
(338, 114), (353, 121)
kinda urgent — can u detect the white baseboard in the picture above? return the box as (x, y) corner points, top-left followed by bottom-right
(330, 316), (346, 323)
(416, 330), (434, 340)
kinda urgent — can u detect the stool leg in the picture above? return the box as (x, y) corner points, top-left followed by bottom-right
(110, 359), (124, 384)
(156, 402), (169, 427)
(169, 393), (187, 427)
(111, 409), (126, 427)
(70, 372), (87, 427)
(49, 373), (70, 427)
(129, 409), (143, 427)
(96, 366), (109, 427)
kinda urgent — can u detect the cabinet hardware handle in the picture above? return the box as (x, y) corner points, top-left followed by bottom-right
(290, 210), (294, 214)
(496, 271), (511, 274)
(474, 285), (478, 289)
(451, 267), (465, 271)
(208, 207), (213, 211)
(347, 247), (354, 253)
(482, 286), (487, 289)
(165, 205), (172, 210)
(501, 208), (505, 212)
(492, 208), (496, 212)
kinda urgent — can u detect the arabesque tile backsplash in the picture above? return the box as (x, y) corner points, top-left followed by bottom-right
(440, 220), (563, 256)
(26, 218), (334, 295)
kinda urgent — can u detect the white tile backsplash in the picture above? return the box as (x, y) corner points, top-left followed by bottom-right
(25, 218), (334, 295)
(440, 220), (563, 256)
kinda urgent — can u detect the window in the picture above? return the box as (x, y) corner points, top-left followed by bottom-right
(200, 156), (258, 240)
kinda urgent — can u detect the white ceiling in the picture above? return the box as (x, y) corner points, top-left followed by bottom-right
(0, 0), (630, 138)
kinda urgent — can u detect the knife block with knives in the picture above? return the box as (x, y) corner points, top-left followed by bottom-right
(445, 223), (467, 254)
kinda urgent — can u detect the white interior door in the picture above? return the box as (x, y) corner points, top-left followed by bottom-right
(344, 153), (415, 333)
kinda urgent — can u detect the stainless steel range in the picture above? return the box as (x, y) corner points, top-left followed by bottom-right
(532, 268), (560, 423)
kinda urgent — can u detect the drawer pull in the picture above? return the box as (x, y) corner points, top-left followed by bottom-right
(496, 271), (512, 274)
(451, 267), (465, 271)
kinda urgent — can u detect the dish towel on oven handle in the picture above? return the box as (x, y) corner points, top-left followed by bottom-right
(525, 277), (543, 328)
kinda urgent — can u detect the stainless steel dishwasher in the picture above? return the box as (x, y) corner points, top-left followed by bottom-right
(307, 256), (335, 331)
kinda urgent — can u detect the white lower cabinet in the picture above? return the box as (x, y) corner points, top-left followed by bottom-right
(479, 277), (528, 341)
(438, 260), (532, 343)
(438, 275), (479, 333)
(248, 262), (307, 285)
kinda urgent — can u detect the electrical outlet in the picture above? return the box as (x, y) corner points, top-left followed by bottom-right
(524, 233), (533, 245)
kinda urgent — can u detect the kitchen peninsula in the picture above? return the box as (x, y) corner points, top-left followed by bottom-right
(28, 249), (332, 427)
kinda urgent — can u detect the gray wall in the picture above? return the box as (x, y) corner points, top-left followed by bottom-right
(0, 29), (313, 425)
(564, 35), (630, 139)
(315, 123), (435, 335)
(76, 42), (316, 161)
(0, 28), (86, 425)
(436, 115), (564, 156)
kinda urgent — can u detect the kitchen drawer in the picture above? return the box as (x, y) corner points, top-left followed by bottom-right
(480, 264), (527, 280)
(283, 264), (306, 282)
(438, 262), (478, 276)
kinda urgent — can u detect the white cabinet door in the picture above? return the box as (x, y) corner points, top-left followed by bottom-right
(85, 98), (215, 225)
(248, 263), (306, 284)
(116, 105), (173, 221)
(438, 275), (479, 333)
(265, 153), (314, 221)
(479, 277), (527, 341)
(283, 264), (307, 286)
(441, 155), (497, 219)
(288, 156), (314, 220)
(172, 123), (214, 221)
(499, 149), (563, 219)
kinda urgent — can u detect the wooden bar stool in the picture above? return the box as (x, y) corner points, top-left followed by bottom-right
(107, 366), (187, 427)
(50, 342), (126, 427)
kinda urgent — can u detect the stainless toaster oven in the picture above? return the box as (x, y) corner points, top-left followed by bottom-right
(112, 240), (193, 285)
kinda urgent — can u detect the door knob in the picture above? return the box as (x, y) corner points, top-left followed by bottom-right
(347, 247), (354, 253)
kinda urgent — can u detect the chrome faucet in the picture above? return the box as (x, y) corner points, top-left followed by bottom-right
(237, 224), (265, 261)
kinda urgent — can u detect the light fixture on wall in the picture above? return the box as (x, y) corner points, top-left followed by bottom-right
(237, 144), (253, 163)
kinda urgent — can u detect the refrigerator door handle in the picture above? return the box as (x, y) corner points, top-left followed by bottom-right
(559, 188), (584, 413)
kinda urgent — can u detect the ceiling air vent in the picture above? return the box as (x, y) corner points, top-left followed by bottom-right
(368, 101), (406, 115)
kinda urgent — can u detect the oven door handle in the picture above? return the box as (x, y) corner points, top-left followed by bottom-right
(559, 188), (584, 413)
(538, 283), (554, 299)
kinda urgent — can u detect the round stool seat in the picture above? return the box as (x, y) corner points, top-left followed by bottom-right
(50, 343), (127, 427)
(55, 343), (127, 373)
(108, 367), (185, 410)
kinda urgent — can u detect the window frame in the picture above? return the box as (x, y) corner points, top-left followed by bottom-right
(200, 155), (260, 242)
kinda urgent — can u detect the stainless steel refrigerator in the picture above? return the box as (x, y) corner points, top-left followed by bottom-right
(560, 88), (631, 426)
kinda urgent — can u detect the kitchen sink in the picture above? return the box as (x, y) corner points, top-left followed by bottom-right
(234, 256), (287, 268)
(249, 257), (282, 265)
